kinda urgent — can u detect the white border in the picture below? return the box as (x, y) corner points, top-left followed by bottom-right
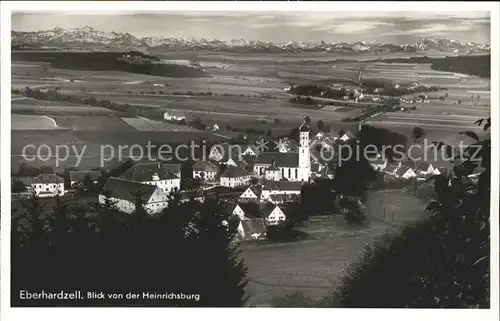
(1, 2), (498, 321)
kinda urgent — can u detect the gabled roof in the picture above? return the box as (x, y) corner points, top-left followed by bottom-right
(70, 170), (101, 182)
(242, 154), (256, 165)
(255, 152), (298, 168)
(101, 177), (157, 203)
(120, 163), (177, 182)
(385, 165), (398, 174)
(241, 219), (266, 236)
(396, 166), (413, 176)
(32, 174), (64, 184)
(262, 204), (285, 217)
(245, 185), (262, 198)
(193, 160), (219, 172)
(211, 142), (244, 162)
(266, 163), (280, 171)
(220, 166), (250, 178)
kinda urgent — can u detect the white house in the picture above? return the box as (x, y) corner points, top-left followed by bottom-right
(192, 160), (219, 181)
(239, 185), (262, 203)
(209, 142), (243, 163)
(163, 110), (186, 122)
(237, 218), (266, 240)
(370, 159), (388, 171)
(119, 162), (180, 195)
(70, 170), (101, 187)
(338, 131), (354, 142)
(253, 118), (311, 182)
(99, 177), (168, 214)
(220, 166), (252, 188)
(229, 203), (246, 221)
(395, 166), (417, 179)
(242, 145), (259, 157)
(416, 162), (439, 176)
(264, 205), (286, 225)
(31, 174), (65, 198)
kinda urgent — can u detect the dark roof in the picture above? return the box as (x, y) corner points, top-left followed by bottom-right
(370, 159), (387, 165)
(70, 170), (101, 182)
(266, 163), (280, 171)
(211, 142), (245, 162)
(262, 181), (280, 191)
(101, 177), (157, 203)
(220, 166), (250, 178)
(162, 163), (181, 174)
(244, 185), (262, 198)
(255, 152), (298, 168)
(262, 204), (284, 217)
(32, 174), (64, 184)
(242, 154), (256, 165)
(193, 160), (219, 172)
(399, 160), (416, 168)
(278, 181), (302, 191)
(120, 163), (178, 182)
(416, 162), (432, 171)
(269, 194), (285, 203)
(241, 219), (266, 236)
(396, 166), (413, 176)
(385, 165), (398, 174)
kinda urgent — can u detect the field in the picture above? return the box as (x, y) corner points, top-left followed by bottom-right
(122, 116), (200, 132)
(12, 115), (60, 130)
(242, 191), (427, 306)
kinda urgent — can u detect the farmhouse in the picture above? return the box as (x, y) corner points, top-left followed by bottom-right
(338, 130), (355, 142)
(120, 162), (180, 195)
(264, 205), (287, 225)
(239, 185), (262, 203)
(31, 174), (65, 198)
(261, 181), (302, 201)
(253, 118), (311, 182)
(70, 170), (101, 187)
(99, 177), (168, 214)
(237, 219), (266, 240)
(416, 162), (440, 176)
(192, 160), (219, 181)
(163, 109), (186, 122)
(395, 166), (417, 179)
(220, 166), (252, 188)
(226, 156), (248, 169)
(209, 142), (241, 163)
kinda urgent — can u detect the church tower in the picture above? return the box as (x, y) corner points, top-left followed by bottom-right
(298, 116), (311, 182)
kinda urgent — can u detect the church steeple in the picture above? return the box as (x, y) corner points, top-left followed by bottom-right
(299, 116), (311, 132)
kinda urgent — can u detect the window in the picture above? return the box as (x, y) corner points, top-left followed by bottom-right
(295, 168), (298, 178)
(288, 168), (291, 177)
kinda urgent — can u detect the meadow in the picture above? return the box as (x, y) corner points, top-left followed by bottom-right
(243, 191), (428, 306)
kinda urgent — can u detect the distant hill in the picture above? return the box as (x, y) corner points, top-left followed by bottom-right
(11, 50), (209, 78)
(12, 26), (491, 54)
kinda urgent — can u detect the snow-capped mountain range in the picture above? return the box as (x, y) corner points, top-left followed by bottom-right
(11, 26), (491, 54)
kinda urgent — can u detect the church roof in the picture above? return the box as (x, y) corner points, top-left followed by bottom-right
(254, 152), (299, 168)
(299, 117), (311, 132)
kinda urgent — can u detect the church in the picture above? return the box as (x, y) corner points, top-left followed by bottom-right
(253, 118), (311, 182)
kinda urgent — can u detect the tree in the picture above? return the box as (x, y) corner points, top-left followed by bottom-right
(225, 123), (232, 130)
(12, 180), (26, 193)
(335, 118), (490, 308)
(412, 126), (425, 142)
(266, 129), (273, 138)
(11, 193), (249, 307)
(317, 120), (325, 132)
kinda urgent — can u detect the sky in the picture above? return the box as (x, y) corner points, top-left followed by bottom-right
(12, 11), (491, 44)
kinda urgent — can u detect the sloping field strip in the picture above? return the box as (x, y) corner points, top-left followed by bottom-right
(52, 115), (137, 131)
(12, 115), (63, 130)
(121, 116), (199, 132)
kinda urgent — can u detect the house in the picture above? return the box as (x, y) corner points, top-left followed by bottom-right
(238, 218), (266, 240)
(31, 174), (65, 198)
(69, 170), (101, 187)
(276, 138), (298, 153)
(209, 142), (243, 163)
(225, 156), (248, 169)
(192, 160), (219, 181)
(163, 163), (182, 179)
(416, 162), (439, 175)
(264, 205), (286, 225)
(210, 124), (220, 131)
(269, 194), (285, 205)
(220, 166), (252, 188)
(163, 109), (186, 122)
(99, 177), (168, 214)
(395, 166), (417, 179)
(370, 159), (388, 171)
(338, 130), (354, 142)
(264, 161), (280, 181)
(261, 181), (302, 201)
(239, 185), (262, 203)
(254, 118), (311, 182)
(119, 162), (180, 195)
(242, 145), (260, 157)
(383, 164), (399, 176)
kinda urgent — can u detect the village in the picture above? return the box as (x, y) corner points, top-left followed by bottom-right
(12, 115), (458, 242)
